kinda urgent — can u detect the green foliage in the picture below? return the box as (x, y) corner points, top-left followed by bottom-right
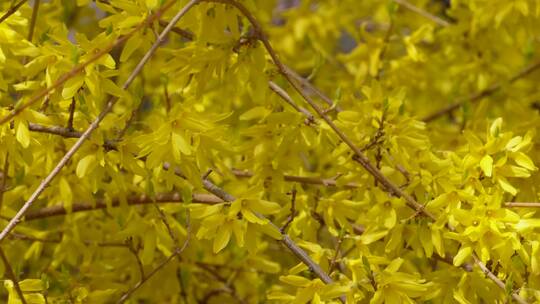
(1, 0), (540, 303)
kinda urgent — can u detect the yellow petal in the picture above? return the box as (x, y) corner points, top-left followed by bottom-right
(239, 106), (270, 121)
(213, 223), (231, 253)
(497, 176), (517, 196)
(453, 246), (472, 266)
(16, 121), (31, 148)
(513, 152), (536, 171)
(480, 155), (493, 177)
(141, 228), (157, 264)
(120, 34), (142, 62)
(172, 131), (192, 156)
(76, 155), (97, 178)
(279, 275), (311, 287)
(62, 75), (84, 99)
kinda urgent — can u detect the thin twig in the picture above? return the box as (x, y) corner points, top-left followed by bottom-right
(153, 203), (179, 247)
(66, 97), (76, 131)
(392, 0), (451, 27)
(27, 123), (117, 150)
(158, 20), (194, 40)
(23, 192), (220, 221)
(0, 0), (26, 24)
(117, 204), (191, 303)
(503, 202), (540, 208)
(0, 247), (27, 304)
(27, 0), (41, 42)
(283, 65), (342, 113)
(126, 237), (145, 279)
(328, 230), (344, 274)
(280, 185), (297, 233)
(116, 248), (182, 303)
(0, 153), (8, 211)
(269, 81), (316, 124)
(423, 59), (540, 122)
(0, 0), (198, 243)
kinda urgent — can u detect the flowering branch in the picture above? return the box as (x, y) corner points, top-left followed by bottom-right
(0, 0), (199, 243)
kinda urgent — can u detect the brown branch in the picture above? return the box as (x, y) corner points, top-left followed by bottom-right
(0, 247), (27, 304)
(268, 81), (316, 124)
(503, 202), (540, 208)
(282, 65), (342, 113)
(280, 186), (297, 233)
(423, 59), (540, 122)
(23, 192), (220, 221)
(27, 122), (117, 150)
(328, 230), (344, 274)
(27, 0), (40, 42)
(201, 1), (526, 302)
(392, 0), (451, 27)
(66, 97), (76, 131)
(154, 204), (180, 247)
(158, 20), (194, 40)
(0, 0), (198, 243)
(126, 237), (145, 279)
(0, 153), (8, 211)
(0, 0), (26, 24)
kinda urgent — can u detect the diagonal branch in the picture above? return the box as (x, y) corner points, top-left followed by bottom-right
(27, 0), (40, 42)
(0, 0), (26, 24)
(268, 81), (316, 123)
(0, 153), (9, 211)
(0, 0), (200, 243)
(0, 247), (27, 304)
